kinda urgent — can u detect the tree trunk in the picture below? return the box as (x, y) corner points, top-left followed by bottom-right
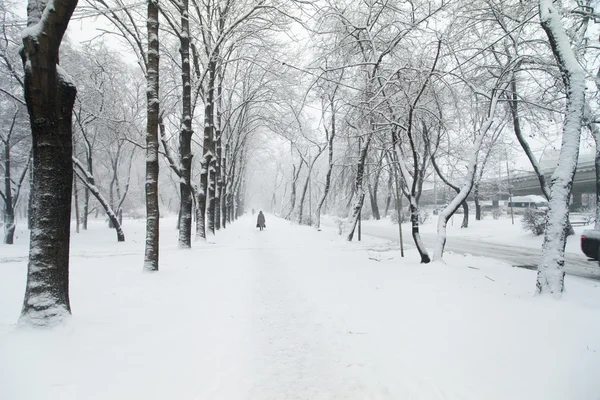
(222, 144), (228, 229)
(73, 158), (125, 242)
(384, 182), (392, 218)
(315, 117), (336, 229)
(594, 130), (600, 230)
(474, 183), (481, 221)
(144, 0), (160, 271)
(82, 186), (89, 230)
(198, 60), (216, 239)
(27, 153), (35, 230)
(461, 201), (469, 228)
(214, 77), (223, 231)
(178, 0), (193, 248)
(3, 137), (15, 244)
(20, 0), (78, 325)
(73, 174), (80, 234)
(285, 162), (303, 220)
(537, 0), (585, 294)
(347, 133), (372, 241)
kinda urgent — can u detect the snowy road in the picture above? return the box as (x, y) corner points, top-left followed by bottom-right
(1, 214), (600, 399)
(330, 220), (600, 280)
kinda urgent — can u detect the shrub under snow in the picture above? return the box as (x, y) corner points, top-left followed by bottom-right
(521, 208), (547, 236)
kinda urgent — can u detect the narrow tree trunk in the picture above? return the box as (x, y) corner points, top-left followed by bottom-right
(73, 174), (80, 234)
(383, 166), (393, 218)
(20, 0), (78, 325)
(474, 183), (481, 221)
(178, 0), (193, 248)
(82, 186), (89, 230)
(315, 119), (336, 229)
(3, 137), (15, 244)
(144, 0), (160, 271)
(285, 162), (302, 220)
(395, 150), (430, 262)
(347, 133), (372, 241)
(198, 60), (216, 239)
(73, 158), (125, 242)
(221, 144), (228, 229)
(461, 201), (469, 228)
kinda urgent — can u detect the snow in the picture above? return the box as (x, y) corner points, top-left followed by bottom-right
(359, 213), (592, 256)
(1, 215), (600, 399)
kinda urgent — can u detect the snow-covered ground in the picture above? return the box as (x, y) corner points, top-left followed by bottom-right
(361, 212), (592, 256)
(1, 215), (600, 399)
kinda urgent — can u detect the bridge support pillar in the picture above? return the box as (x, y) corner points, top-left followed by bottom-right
(570, 192), (583, 211)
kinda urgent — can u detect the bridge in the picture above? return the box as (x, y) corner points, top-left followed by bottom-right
(420, 159), (597, 209)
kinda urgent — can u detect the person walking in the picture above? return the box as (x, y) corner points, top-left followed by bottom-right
(256, 211), (266, 231)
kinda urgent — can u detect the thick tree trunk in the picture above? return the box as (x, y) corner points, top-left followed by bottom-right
(144, 0), (160, 271)
(214, 79), (223, 231)
(178, 0), (193, 248)
(536, 0), (585, 294)
(4, 209), (15, 245)
(594, 131), (600, 230)
(20, 0), (78, 325)
(27, 154), (34, 230)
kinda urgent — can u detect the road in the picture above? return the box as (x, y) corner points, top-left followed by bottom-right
(346, 222), (600, 281)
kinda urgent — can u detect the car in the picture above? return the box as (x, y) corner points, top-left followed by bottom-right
(580, 229), (600, 263)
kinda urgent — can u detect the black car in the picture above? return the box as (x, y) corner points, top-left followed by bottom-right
(581, 229), (600, 263)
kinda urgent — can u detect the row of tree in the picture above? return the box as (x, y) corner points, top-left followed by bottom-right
(256, 0), (599, 294)
(2, 0), (599, 325)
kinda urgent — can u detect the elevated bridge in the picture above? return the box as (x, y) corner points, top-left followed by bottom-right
(420, 160), (597, 209)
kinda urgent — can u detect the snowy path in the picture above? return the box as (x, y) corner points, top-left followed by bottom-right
(1, 214), (600, 399)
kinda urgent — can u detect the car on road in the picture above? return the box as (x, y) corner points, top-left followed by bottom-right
(581, 229), (600, 264)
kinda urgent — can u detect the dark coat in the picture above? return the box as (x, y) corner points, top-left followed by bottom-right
(256, 212), (266, 228)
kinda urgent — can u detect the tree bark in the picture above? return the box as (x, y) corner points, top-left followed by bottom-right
(214, 75), (223, 231)
(20, 0), (78, 325)
(3, 115), (16, 244)
(144, 0), (160, 271)
(536, 0), (586, 294)
(198, 60), (216, 240)
(178, 0), (193, 248)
